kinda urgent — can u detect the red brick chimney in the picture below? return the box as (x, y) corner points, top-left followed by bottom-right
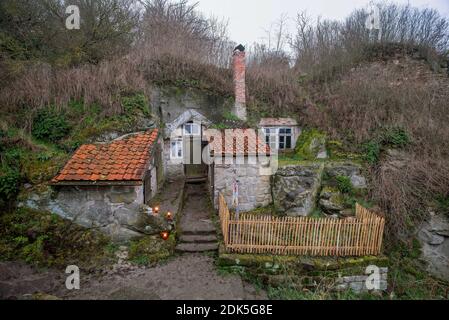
(233, 44), (247, 121)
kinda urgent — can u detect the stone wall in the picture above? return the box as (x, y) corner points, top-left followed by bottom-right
(213, 159), (272, 212)
(218, 252), (389, 295)
(22, 185), (146, 241)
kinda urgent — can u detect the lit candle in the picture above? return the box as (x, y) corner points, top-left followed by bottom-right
(154, 206), (160, 215)
(160, 231), (170, 241)
(166, 211), (173, 221)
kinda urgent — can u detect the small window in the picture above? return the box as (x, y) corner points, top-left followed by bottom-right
(184, 122), (200, 136)
(170, 140), (183, 159)
(278, 127), (293, 150)
(263, 128), (278, 150)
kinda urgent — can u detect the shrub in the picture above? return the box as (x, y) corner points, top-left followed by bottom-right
(21, 235), (46, 264)
(128, 235), (175, 266)
(435, 194), (449, 217)
(362, 140), (381, 164)
(32, 108), (70, 142)
(0, 167), (21, 204)
(0, 208), (112, 268)
(121, 93), (150, 116)
(336, 175), (353, 194)
(382, 127), (410, 148)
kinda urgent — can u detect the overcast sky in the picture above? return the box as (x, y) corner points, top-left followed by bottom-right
(194, 0), (449, 47)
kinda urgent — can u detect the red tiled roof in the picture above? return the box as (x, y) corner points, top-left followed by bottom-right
(204, 129), (270, 155)
(52, 130), (159, 184)
(259, 118), (298, 126)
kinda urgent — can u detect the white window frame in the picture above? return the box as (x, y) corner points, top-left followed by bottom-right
(263, 127), (278, 150)
(170, 139), (183, 159)
(183, 122), (200, 136)
(278, 127), (293, 150)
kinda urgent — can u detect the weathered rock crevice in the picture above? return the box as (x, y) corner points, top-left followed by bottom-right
(271, 162), (367, 217)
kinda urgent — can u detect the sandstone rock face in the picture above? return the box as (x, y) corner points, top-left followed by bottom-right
(326, 162), (367, 189)
(319, 187), (344, 215)
(20, 185), (146, 242)
(309, 136), (328, 159)
(272, 164), (324, 216)
(418, 212), (449, 281)
(271, 162), (366, 217)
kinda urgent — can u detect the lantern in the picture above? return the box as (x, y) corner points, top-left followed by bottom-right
(166, 211), (173, 221)
(160, 231), (170, 241)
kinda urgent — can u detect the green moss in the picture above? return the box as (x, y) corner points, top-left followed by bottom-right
(327, 140), (363, 161)
(243, 204), (276, 216)
(295, 129), (327, 160)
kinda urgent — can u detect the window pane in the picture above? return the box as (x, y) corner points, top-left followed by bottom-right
(285, 128), (292, 134)
(171, 142), (176, 157)
(177, 141), (182, 157)
(286, 136), (292, 149)
(279, 128), (286, 134)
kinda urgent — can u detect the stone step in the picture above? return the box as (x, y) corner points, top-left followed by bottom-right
(185, 177), (208, 183)
(181, 226), (216, 236)
(179, 234), (217, 243)
(175, 243), (219, 253)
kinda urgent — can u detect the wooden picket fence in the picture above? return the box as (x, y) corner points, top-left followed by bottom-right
(218, 194), (385, 256)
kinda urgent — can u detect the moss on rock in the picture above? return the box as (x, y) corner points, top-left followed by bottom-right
(295, 129), (327, 160)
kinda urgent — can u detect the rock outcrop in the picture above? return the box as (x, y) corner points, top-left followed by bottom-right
(319, 187), (345, 216)
(272, 162), (367, 217)
(418, 211), (449, 281)
(326, 162), (367, 189)
(272, 164), (324, 216)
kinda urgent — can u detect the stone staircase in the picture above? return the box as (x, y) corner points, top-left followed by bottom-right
(176, 232), (218, 253)
(175, 183), (219, 253)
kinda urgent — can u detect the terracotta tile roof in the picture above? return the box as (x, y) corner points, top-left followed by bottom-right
(259, 118), (298, 127)
(204, 129), (270, 156)
(52, 130), (159, 184)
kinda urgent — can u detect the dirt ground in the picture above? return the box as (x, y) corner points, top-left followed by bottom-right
(1, 183), (267, 300)
(0, 253), (267, 300)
